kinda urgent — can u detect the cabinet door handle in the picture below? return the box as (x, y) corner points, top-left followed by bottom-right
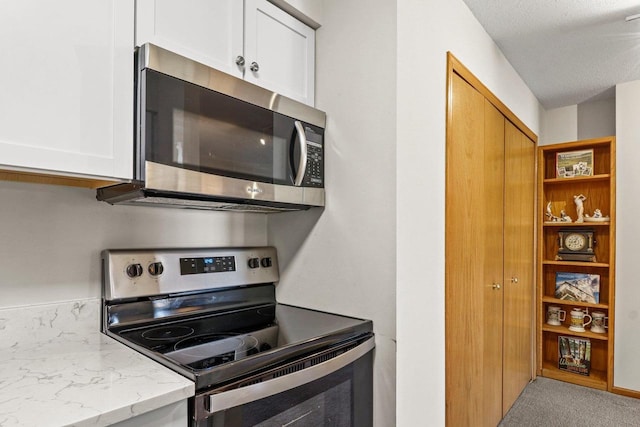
(511, 277), (519, 284)
(250, 61), (260, 72)
(492, 283), (501, 290)
(235, 55), (245, 67)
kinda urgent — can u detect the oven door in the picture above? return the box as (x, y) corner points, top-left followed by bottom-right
(192, 337), (374, 427)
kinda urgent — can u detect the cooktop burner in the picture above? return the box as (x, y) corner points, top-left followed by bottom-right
(173, 333), (249, 351)
(115, 302), (277, 354)
(168, 333), (261, 370)
(142, 326), (195, 341)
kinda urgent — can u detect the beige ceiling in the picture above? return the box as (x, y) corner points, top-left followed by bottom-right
(461, 0), (640, 109)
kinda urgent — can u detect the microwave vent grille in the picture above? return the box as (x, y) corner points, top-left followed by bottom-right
(122, 196), (299, 213)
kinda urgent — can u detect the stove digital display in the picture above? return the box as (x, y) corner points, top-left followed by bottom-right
(180, 256), (236, 275)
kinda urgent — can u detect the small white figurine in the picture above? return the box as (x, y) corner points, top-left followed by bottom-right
(546, 202), (561, 222)
(560, 210), (572, 222)
(592, 209), (603, 218)
(546, 202), (554, 221)
(574, 194), (587, 223)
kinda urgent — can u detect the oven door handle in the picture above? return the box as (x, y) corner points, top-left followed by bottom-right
(208, 337), (375, 413)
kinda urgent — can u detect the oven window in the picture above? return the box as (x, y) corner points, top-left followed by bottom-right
(251, 379), (351, 426)
(198, 350), (373, 427)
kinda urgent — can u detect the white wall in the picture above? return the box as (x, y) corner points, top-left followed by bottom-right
(614, 80), (640, 391)
(0, 180), (267, 308)
(578, 97), (616, 140)
(540, 105), (578, 145)
(541, 97), (615, 147)
(267, 1), (397, 426)
(397, 0), (541, 425)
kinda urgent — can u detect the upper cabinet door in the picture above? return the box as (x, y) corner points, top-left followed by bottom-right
(136, 0), (244, 78)
(244, 0), (315, 106)
(0, 1), (134, 180)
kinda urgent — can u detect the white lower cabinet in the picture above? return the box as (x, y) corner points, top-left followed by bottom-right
(136, 0), (315, 105)
(0, 1), (134, 181)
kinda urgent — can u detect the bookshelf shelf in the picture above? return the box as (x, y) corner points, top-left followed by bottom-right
(541, 296), (609, 311)
(542, 260), (609, 268)
(543, 221), (610, 227)
(543, 174), (610, 185)
(541, 324), (609, 341)
(541, 363), (608, 390)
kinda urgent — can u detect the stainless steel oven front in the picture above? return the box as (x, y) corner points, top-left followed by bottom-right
(101, 247), (374, 427)
(194, 336), (374, 427)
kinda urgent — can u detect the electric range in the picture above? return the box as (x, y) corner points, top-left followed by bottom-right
(102, 247), (374, 426)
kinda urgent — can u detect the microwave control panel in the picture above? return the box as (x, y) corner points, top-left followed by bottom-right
(304, 128), (324, 187)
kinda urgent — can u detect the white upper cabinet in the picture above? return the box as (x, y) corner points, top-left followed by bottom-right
(244, 0), (315, 106)
(0, 1), (134, 180)
(136, 0), (315, 106)
(135, 0), (244, 78)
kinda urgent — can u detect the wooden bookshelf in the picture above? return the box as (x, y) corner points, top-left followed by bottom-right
(536, 136), (616, 391)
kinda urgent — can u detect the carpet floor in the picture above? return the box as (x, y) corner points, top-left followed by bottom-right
(499, 377), (640, 426)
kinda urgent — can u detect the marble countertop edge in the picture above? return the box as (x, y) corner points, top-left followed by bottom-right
(72, 378), (195, 427)
(0, 298), (196, 427)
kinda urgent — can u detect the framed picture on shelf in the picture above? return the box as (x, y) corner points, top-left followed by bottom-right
(555, 272), (600, 304)
(556, 149), (594, 178)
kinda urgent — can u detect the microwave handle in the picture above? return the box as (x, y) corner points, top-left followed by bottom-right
(293, 121), (308, 186)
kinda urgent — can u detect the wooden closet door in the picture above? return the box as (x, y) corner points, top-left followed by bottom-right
(502, 121), (535, 413)
(445, 73), (504, 427)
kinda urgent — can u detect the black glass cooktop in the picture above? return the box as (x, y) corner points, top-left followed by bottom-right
(117, 304), (276, 353)
(111, 301), (372, 385)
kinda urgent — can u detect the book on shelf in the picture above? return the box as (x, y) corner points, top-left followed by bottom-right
(555, 272), (600, 304)
(558, 336), (591, 376)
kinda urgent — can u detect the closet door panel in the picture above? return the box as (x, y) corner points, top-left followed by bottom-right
(502, 122), (535, 413)
(482, 99), (506, 426)
(445, 73), (504, 427)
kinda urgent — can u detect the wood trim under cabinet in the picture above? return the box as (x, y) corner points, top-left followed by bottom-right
(0, 169), (119, 189)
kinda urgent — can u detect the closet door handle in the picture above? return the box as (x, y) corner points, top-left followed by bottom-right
(492, 283), (501, 290)
(511, 277), (519, 284)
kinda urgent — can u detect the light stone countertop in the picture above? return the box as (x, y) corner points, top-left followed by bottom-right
(0, 298), (195, 427)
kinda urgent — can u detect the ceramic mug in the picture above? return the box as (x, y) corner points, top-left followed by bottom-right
(591, 311), (608, 333)
(568, 308), (592, 332)
(547, 305), (566, 326)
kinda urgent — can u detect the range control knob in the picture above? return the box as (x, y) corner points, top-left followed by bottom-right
(248, 258), (260, 269)
(148, 262), (164, 276)
(260, 257), (273, 268)
(126, 263), (143, 278)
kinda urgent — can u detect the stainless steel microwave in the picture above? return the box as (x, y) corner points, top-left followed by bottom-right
(97, 44), (326, 213)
